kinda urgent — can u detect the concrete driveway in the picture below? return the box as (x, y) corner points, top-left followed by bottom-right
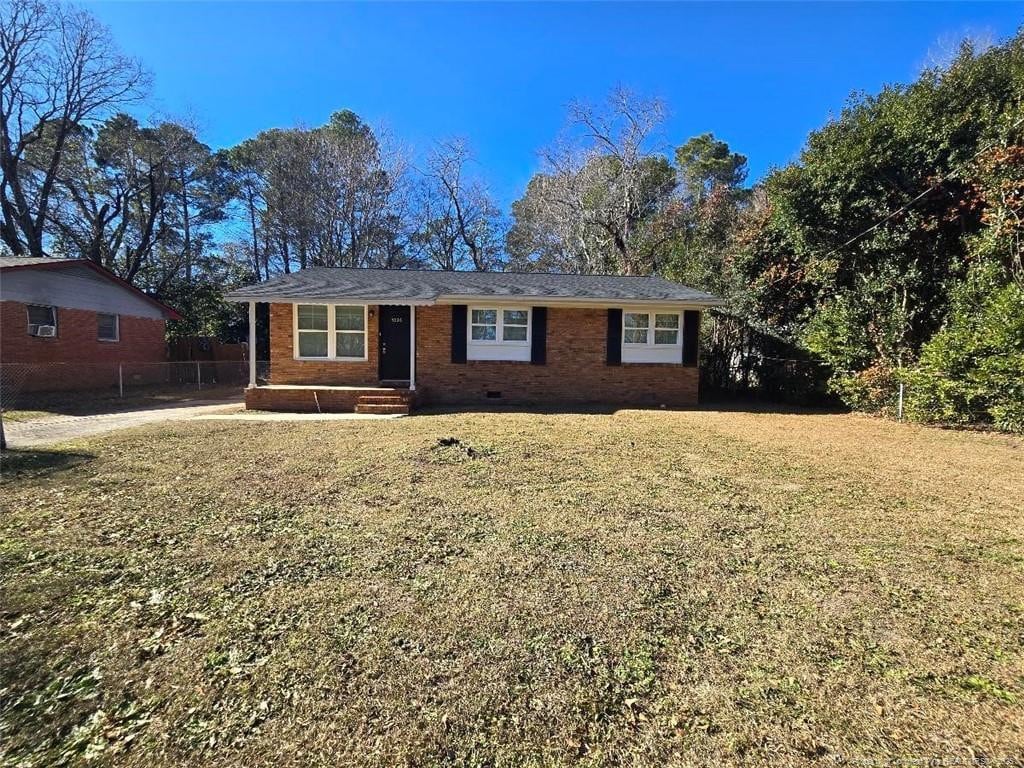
(2, 399), (242, 448)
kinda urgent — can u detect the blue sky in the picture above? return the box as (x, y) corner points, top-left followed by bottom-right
(86, 2), (1022, 207)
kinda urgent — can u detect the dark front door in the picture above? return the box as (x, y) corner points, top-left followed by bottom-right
(378, 305), (411, 381)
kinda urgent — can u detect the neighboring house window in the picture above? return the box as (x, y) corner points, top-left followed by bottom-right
(26, 304), (57, 337)
(97, 312), (119, 342)
(621, 310), (683, 364)
(294, 304), (367, 360)
(468, 306), (531, 361)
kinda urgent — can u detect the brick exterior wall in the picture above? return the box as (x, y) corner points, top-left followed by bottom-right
(268, 302), (380, 385)
(1, 300), (168, 391)
(415, 305), (698, 407)
(264, 301), (699, 408)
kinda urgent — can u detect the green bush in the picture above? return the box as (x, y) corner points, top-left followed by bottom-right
(904, 266), (1024, 432)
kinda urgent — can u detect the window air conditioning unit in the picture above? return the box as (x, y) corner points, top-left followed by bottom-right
(32, 325), (57, 337)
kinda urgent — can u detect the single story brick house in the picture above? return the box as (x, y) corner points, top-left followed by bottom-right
(227, 267), (721, 414)
(0, 256), (180, 391)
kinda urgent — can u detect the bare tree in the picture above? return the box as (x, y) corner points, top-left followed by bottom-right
(413, 138), (504, 271)
(0, 0), (147, 256)
(312, 119), (413, 268)
(508, 88), (676, 274)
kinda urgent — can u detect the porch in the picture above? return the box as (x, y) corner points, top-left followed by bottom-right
(243, 298), (420, 414)
(245, 384), (414, 415)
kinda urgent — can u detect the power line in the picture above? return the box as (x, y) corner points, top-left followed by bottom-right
(819, 112), (1024, 261)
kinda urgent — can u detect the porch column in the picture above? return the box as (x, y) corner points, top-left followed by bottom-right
(409, 305), (416, 391)
(248, 301), (257, 388)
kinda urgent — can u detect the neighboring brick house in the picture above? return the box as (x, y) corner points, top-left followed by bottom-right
(228, 268), (720, 414)
(0, 256), (180, 391)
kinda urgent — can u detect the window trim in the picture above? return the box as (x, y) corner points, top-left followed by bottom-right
(26, 304), (57, 337)
(293, 303), (368, 362)
(467, 306), (532, 347)
(97, 312), (120, 343)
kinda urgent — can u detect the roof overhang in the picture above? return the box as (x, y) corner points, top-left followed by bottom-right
(226, 293), (724, 309)
(225, 293), (437, 306)
(434, 294), (724, 308)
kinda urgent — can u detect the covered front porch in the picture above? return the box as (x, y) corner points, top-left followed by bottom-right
(244, 299), (422, 413)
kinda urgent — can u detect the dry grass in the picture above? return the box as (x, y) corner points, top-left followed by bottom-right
(1, 385), (242, 422)
(1, 408), (1022, 767)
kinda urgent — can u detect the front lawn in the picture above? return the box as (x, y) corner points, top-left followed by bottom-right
(1, 409), (1021, 766)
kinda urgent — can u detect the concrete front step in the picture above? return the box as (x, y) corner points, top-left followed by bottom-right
(354, 402), (410, 415)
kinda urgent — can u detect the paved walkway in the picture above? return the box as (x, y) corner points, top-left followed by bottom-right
(3, 399), (243, 448)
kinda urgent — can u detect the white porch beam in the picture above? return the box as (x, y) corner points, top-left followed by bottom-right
(248, 301), (257, 388)
(409, 305), (416, 391)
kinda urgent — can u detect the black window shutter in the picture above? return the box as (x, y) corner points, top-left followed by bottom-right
(530, 306), (547, 364)
(682, 310), (700, 366)
(606, 308), (622, 366)
(451, 305), (467, 364)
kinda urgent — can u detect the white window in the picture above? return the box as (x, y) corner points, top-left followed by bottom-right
(295, 304), (367, 360)
(654, 313), (679, 345)
(335, 306), (366, 358)
(26, 304), (57, 337)
(297, 304), (329, 358)
(621, 309), (683, 364)
(623, 312), (650, 344)
(471, 308), (498, 341)
(468, 306), (531, 361)
(97, 312), (119, 342)
(502, 309), (529, 341)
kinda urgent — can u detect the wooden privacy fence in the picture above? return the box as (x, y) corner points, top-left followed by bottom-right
(168, 336), (249, 386)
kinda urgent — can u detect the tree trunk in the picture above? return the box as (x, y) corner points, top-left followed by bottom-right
(247, 193), (261, 279)
(181, 168), (192, 284)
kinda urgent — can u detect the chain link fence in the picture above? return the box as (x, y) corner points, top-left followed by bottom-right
(0, 361), (270, 416)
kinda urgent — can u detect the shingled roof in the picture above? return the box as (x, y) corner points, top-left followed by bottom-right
(0, 255), (182, 319)
(226, 267), (721, 306)
(0, 256), (76, 268)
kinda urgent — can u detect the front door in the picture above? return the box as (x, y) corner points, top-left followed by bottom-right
(378, 305), (411, 381)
